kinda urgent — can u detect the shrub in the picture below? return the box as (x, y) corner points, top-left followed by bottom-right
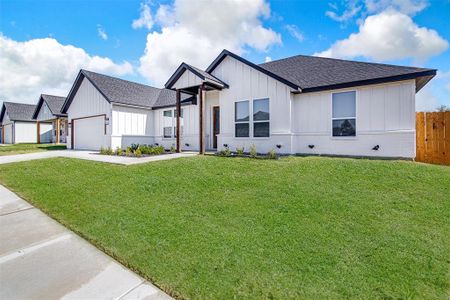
(134, 149), (142, 157)
(249, 144), (257, 158)
(138, 144), (151, 155)
(236, 147), (244, 156)
(267, 149), (278, 159)
(100, 147), (113, 155)
(152, 145), (165, 155)
(99, 146), (105, 154)
(170, 145), (176, 153)
(115, 147), (123, 156)
(218, 146), (231, 157)
(130, 143), (140, 151)
(125, 147), (133, 156)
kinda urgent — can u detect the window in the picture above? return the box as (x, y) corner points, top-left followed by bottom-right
(163, 110), (172, 117)
(235, 101), (249, 137)
(253, 99), (269, 137)
(332, 91), (356, 137)
(163, 127), (172, 138)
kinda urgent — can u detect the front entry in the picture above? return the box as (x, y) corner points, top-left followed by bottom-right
(213, 106), (220, 149)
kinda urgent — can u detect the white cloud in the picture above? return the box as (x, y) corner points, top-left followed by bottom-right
(97, 24), (108, 40)
(265, 56), (272, 62)
(315, 11), (448, 62)
(326, 1), (362, 22)
(285, 24), (304, 42)
(132, 1), (154, 30)
(0, 35), (133, 104)
(138, 0), (281, 86)
(365, 0), (428, 15)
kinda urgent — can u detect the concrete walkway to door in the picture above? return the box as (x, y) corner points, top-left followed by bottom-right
(0, 150), (197, 165)
(0, 184), (172, 300)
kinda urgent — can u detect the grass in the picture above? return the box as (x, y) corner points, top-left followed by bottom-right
(0, 156), (448, 299)
(0, 143), (66, 156)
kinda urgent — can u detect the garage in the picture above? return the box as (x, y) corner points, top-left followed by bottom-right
(72, 115), (107, 150)
(3, 124), (13, 144)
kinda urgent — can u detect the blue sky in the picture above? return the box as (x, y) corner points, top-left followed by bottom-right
(1, 0), (449, 110)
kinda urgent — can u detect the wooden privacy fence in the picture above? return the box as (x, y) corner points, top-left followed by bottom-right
(416, 111), (450, 165)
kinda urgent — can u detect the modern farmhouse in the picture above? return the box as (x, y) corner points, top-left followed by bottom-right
(32, 94), (68, 144)
(61, 49), (436, 158)
(0, 102), (51, 144)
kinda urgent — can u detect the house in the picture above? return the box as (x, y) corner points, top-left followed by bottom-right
(63, 50), (436, 159)
(0, 102), (51, 144)
(32, 94), (68, 144)
(60, 69), (195, 150)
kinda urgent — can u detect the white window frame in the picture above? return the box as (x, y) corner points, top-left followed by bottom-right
(331, 90), (357, 138)
(163, 108), (183, 139)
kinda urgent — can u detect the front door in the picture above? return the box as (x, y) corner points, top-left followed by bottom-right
(213, 106), (220, 149)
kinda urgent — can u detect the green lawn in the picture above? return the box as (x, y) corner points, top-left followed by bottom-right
(0, 143), (66, 156)
(0, 156), (448, 299)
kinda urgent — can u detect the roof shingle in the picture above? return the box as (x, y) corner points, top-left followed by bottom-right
(1, 102), (36, 122)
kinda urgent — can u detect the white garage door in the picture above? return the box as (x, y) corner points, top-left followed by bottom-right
(3, 124), (13, 144)
(73, 115), (107, 150)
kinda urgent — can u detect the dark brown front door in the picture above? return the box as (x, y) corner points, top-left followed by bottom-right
(213, 106), (220, 149)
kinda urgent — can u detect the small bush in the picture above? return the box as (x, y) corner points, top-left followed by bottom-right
(152, 145), (165, 155)
(100, 147), (113, 155)
(236, 147), (244, 156)
(115, 147), (123, 156)
(138, 144), (152, 155)
(99, 146), (105, 154)
(218, 146), (232, 157)
(125, 147), (133, 156)
(134, 149), (142, 157)
(267, 149), (278, 159)
(170, 145), (176, 153)
(130, 143), (140, 151)
(249, 144), (257, 158)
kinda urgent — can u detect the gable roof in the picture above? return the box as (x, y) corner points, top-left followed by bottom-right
(32, 94), (67, 119)
(165, 62), (228, 89)
(1, 102), (36, 123)
(206, 49), (436, 93)
(61, 70), (195, 113)
(259, 55), (436, 93)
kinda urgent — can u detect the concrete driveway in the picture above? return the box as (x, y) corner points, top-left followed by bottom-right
(0, 185), (171, 300)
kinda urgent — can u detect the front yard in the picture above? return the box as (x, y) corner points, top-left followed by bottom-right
(0, 143), (66, 156)
(0, 156), (448, 299)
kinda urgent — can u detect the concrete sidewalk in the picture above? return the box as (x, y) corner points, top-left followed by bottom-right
(0, 150), (197, 165)
(0, 184), (172, 300)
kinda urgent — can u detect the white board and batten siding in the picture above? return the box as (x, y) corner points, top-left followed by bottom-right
(292, 80), (416, 158)
(210, 55), (294, 154)
(67, 77), (112, 150)
(111, 104), (155, 149)
(172, 69), (203, 90)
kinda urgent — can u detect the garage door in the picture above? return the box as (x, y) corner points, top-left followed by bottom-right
(3, 124), (13, 144)
(73, 115), (107, 150)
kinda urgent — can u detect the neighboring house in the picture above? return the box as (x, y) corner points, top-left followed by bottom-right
(63, 50), (436, 158)
(61, 69), (195, 150)
(32, 94), (68, 144)
(0, 102), (50, 144)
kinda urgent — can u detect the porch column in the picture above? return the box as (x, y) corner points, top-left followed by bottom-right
(56, 118), (61, 144)
(37, 121), (40, 144)
(176, 89), (181, 153)
(199, 84), (204, 154)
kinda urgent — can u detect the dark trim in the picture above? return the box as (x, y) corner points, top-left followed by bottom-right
(151, 98), (194, 110)
(61, 70), (112, 114)
(32, 96), (44, 119)
(0, 104), (5, 124)
(165, 62), (228, 89)
(301, 70), (437, 93)
(205, 49), (301, 91)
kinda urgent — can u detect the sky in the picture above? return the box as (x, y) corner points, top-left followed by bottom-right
(1, 0), (449, 111)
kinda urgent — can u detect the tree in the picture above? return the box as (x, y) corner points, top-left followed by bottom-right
(436, 105), (449, 112)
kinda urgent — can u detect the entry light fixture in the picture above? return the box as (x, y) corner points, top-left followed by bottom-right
(105, 117), (110, 126)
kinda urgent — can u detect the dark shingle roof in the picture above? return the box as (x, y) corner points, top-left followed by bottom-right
(258, 55), (435, 92)
(62, 70), (195, 113)
(1, 102), (36, 122)
(41, 94), (67, 116)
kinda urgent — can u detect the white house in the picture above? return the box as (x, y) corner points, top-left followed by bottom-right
(62, 50), (436, 159)
(32, 94), (68, 144)
(0, 102), (52, 144)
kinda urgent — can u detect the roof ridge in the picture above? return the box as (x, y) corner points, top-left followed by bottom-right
(81, 69), (163, 90)
(259, 54), (433, 71)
